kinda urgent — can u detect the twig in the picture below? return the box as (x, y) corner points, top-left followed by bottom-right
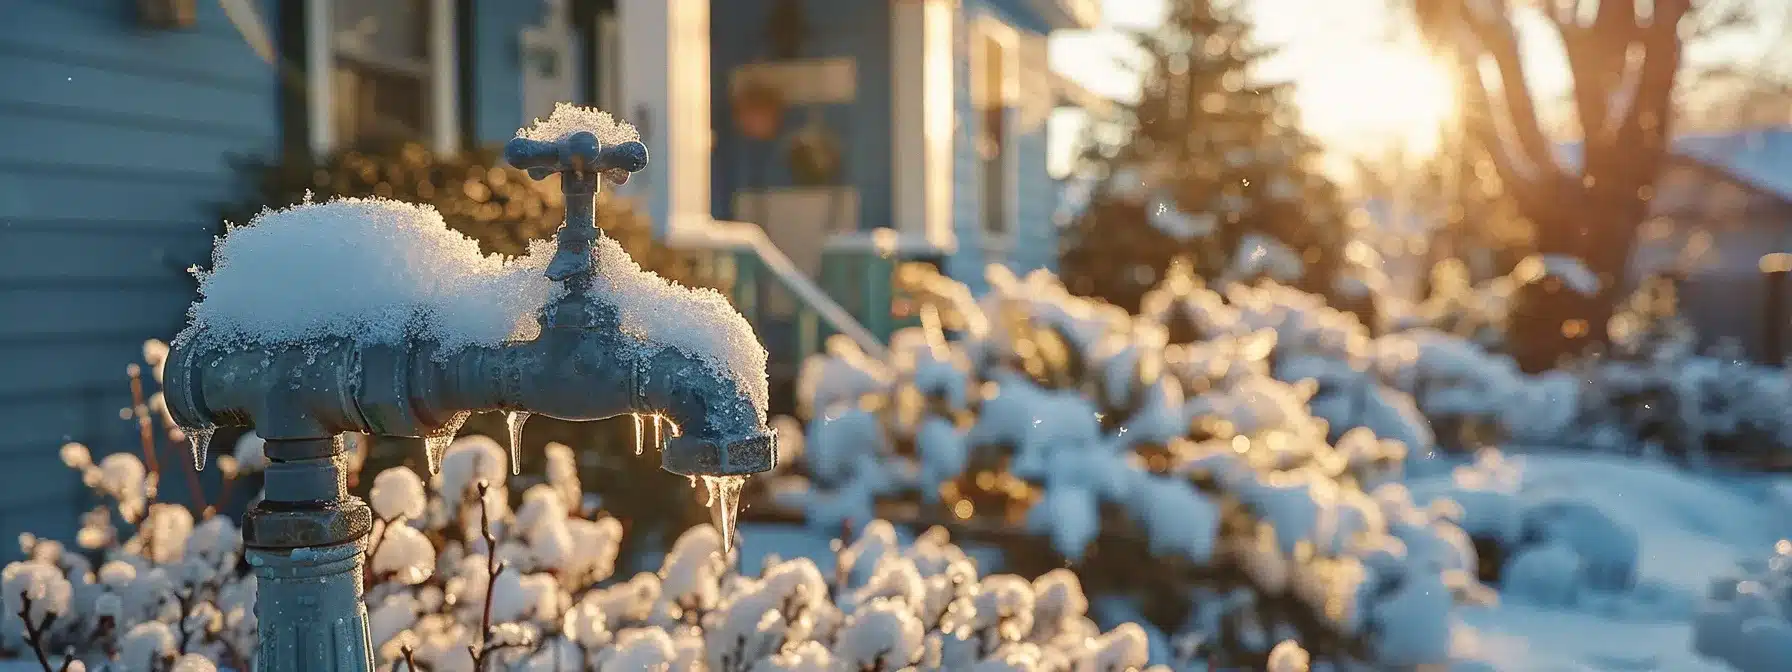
(16, 592), (56, 672)
(401, 645), (419, 671)
(126, 365), (162, 475)
(468, 480), (506, 671)
(215, 476), (239, 518)
(173, 590), (195, 655)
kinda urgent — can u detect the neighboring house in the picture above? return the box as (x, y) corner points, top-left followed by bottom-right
(1625, 128), (1792, 361)
(1362, 128), (1792, 359)
(0, 0), (1094, 549)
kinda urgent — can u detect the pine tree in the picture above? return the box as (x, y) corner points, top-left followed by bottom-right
(1060, 0), (1352, 314)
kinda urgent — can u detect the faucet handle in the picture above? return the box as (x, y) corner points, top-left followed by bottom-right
(504, 132), (649, 186)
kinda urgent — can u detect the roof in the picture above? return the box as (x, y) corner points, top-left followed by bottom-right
(1672, 128), (1792, 204)
(1555, 127), (1792, 204)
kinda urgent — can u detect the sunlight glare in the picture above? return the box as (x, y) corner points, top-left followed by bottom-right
(1292, 45), (1458, 159)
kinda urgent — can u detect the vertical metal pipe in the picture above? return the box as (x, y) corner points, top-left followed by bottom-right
(244, 436), (374, 672)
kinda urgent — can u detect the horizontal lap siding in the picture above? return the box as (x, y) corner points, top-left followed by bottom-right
(948, 0), (1056, 290)
(946, 3), (987, 291)
(0, 0), (280, 555)
(1009, 129), (1056, 274)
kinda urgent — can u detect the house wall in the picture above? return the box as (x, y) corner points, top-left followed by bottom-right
(946, 0), (1059, 293)
(1629, 161), (1792, 360)
(471, 0), (559, 146)
(708, 0), (892, 233)
(0, 0), (282, 555)
(0, 0), (583, 556)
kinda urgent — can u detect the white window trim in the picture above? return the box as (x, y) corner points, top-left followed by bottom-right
(971, 15), (1021, 251)
(891, 0), (957, 255)
(619, 0), (714, 242)
(593, 11), (622, 112)
(304, 0), (461, 156)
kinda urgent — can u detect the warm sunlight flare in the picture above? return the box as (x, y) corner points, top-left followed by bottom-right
(1290, 45), (1459, 159)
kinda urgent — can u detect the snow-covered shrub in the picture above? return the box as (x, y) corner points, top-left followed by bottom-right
(6, 429), (1198, 671)
(787, 264), (1498, 669)
(1695, 542), (1792, 671)
(2, 335), (1183, 671)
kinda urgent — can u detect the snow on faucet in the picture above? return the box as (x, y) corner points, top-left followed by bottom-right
(158, 104), (776, 672)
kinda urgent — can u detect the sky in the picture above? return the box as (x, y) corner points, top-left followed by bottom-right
(1046, 0), (1792, 178)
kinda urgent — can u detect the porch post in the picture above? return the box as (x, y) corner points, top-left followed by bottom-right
(891, 0), (957, 254)
(618, 0), (712, 243)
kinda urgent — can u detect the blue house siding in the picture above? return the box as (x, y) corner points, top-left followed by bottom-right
(470, 0), (582, 147)
(945, 3), (988, 291)
(708, 0), (893, 232)
(0, 0), (281, 554)
(945, 0), (1059, 291)
(1008, 128), (1057, 274)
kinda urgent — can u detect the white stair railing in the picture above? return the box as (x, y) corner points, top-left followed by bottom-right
(670, 220), (889, 360)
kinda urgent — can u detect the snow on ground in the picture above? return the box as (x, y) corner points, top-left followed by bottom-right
(1461, 603), (1728, 672)
(729, 454), (1781, 671)
(1432, 453), (1784, 671)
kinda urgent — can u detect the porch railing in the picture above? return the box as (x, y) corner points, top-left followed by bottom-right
(669, 221), (889, 385)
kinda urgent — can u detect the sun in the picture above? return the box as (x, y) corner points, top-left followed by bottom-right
(1291, 44), (1459, 159)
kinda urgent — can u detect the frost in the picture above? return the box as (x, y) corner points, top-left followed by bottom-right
(183, 197), (561, 352)
(589, 234), (771, 419)
(3, 560), (72, 626)
(437, 436), (509, 506)
(371, 467), (428, 521)
(1266, 639), (1311, 672)
(372, 523), (437, 586)
(1502, 542), (1582, 607)
(834, 598), (924, 670)
(600, 627), (677, 672)
(516, 102), (641, 146)
(233, 433), (267, 473)
(544, 442), (583, 512)
(170, 653), (217, 672)
(119, 621), (176, 671)
(1513, 253), (1600, 296)
(60, 442), (91, 470)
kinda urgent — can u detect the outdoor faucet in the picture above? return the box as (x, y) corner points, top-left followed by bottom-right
(160, 129), (775, 672)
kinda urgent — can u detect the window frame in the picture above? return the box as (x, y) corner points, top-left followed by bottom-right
(303, 0), (461, 156)
(970, 16), (1020, 249)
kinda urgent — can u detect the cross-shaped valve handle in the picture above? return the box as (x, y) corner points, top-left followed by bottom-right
(504, 131), (649, 186)
(502, 131), (650, 283)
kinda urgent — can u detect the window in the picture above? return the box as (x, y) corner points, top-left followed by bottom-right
(593, 10), (623, 112)
(307, 0), (458, 154)
(973, 20), (1016, 240)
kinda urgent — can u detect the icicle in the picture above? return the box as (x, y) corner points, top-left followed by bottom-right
(632, 413), (645, 455)
(699, 475), (748, 556)
(425, 435), (453, 475)
(424, 411), (472, 475)
(504, 411), (532, 475)
(184, 426), (216, 472)
(651, 415), (664, 452)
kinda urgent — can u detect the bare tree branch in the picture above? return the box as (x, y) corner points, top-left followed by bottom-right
(1456, 3), (1564, 184)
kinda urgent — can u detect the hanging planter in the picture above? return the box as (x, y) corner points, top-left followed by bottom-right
(732, 75), (787, 141)
(789, 116), (843, 186)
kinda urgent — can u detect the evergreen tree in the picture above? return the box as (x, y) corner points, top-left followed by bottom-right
(1060, 0), (1352, 314)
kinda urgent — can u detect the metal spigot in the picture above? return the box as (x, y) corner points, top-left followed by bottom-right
(162, 122), (771, 672)
(503, 132), (648, 284)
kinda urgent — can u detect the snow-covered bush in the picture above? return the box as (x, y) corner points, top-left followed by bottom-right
(1695, 541), (1792, 671)
(5, 424), (1320, 671)
(784, 263), (1499, 668)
